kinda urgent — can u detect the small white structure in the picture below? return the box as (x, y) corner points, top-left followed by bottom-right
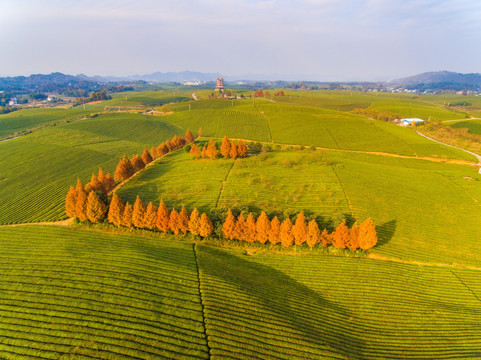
(401, 118), (424, 126)
(8, 97), (17, 106)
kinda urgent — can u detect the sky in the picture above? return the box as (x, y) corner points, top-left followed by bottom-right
(1, 0), (481, 81)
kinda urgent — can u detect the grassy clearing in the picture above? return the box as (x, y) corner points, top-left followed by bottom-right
(0, 113), (181, 224)
(329, 151), (481, 267)
(119, 147), (481, 267)
(0, 107), (92, 139)
(0, 225), (208, 360)
(450, 119), (481, 135)
(164, 100), (271, 142)
(198, 244), (481, 360)
(217, 151), (349, 221)
(255, 101), (476, 161)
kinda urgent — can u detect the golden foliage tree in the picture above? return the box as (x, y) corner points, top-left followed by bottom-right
(132, 195), (146, 228)
(320, 229), (331, 247)
(222, 209), (236, 240)
(169, 208), (180, 234)
(86, 191), (108, 223)
(198, 213), (214, 238)
(358, 218), (378, 250)
(122, 202), (133, 228)
(103, 173), (116, 193)
(108, 193), (125, 227)
(237, 139), (248, 157)
(142, 148), (153, 165)
(143, 202), (158, 230)
(233, 214), (246, 241)
(185, 129), (195, 143)
(156, 200), (170, 232)
(75, 188), (88, 222)
(156, 143), (168, 157)
(150, 146), (157, 160)
(333, 220), (349, 249)
(131, 154), (146, 172)
(279, 218), (294, 247)
(245, 213), (257, 243)
(292, 212), (308, 246)
(188, 208), (201, 235)
(190, 144), (201, 158)
(206, 139), (218, 159)
(201, 146), (207, 159)
(307, 220), (321, 248)
(198, 127), (203, 137)
(114, 155), (135, 182)
(179, 205), (190, 235)
(255, 211), (270, 244)
(220, 136), (231, 158)
(268, 216), (281, 245)
(65, 186), (77, 218)
(348, 222), (360, 251)
(229, 140), (238, 159)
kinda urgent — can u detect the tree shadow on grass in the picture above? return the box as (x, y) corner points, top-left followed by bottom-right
(197, 245), (365, 359)
(376, 219), (397, 247)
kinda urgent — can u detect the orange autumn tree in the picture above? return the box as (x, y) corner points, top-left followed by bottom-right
(198, 213), (213, 238)
(185, 129), (195, 143)
(233, 214), (246, 241)
(292, 212), (308, 246)
(132, 196), (146, 228)
(114, 155), (135, 182)
(122, 202), (133, 228)
(108, 193), (124, 227)
(188, 208), (201, 236)
(222, 209), (236, 240)
(333, 220), (349, 249)
(156, 200), (170, 232)
(131, 154), (146, 172)
(220, 136), (231, 158)
(190, 144), (201, 158)
(348, 222), (360, 251)
(206, 139), (218, 159)
(268, 216), (281, 245)
(201, 146), (207, 158)
(320, 228), (331, 247)
(169, 208), (180, 234)
(255, 211), (270, 244)
(358, 218), (378, 250)
(307, 219), (321, 248)
(142, 148), (153, 165)
(279, 218), (294, 247)
(229, 140), (238, 159)
(65, 186), (77, 218)
(86, 191), (108, 223)
(244, 213), (257, 243)
(143, 202), (158, 230)
(237, 140), (248, 157)
(75, 186), (88, 222)
(178, 206), (190, 235)
(150, 146), (157, 160)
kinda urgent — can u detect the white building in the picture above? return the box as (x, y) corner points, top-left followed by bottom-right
(8, 97), (17, 106)
(400, 118), (424, 126)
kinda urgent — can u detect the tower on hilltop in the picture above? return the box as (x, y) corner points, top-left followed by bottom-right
(215, 77), (225, 92)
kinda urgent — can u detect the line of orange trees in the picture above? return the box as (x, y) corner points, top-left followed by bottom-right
(222, 209), (377, 250)
(189, 136), (248, 160)
(114, 129), (195, 182)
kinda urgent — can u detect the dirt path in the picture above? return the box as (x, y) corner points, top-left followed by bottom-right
(0, 218), (73, 228)
(417, 131), (481, 164)
(207, 136), (479, 167)
(367, 253), (481, 271)
(442, 117), (481, 123)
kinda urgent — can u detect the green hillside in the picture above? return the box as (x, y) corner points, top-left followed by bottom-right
(0, 226), (479, 359)
(0, 113), (182, 224)
(117, 147), (481, 268)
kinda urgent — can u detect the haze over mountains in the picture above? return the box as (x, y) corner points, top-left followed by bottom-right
(1, 71), (481, 91)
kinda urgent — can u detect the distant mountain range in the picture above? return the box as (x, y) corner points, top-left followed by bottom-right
(387, 71), (481, 91)
(1, 70), (481, 94)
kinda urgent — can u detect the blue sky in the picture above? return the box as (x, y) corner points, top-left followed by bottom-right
(1, 0), (480, 80)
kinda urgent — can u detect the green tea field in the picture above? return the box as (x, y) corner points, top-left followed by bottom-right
(2, 88), (481, 359)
